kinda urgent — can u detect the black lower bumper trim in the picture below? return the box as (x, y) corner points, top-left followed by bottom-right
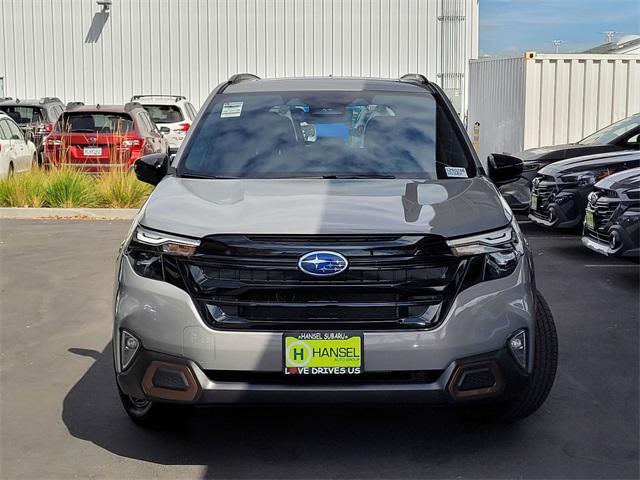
(116, 344), (530, 405)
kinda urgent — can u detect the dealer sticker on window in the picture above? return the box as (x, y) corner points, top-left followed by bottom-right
(284, 332), (362, 375)
(445, 166), (468, 178)
(220, 101), (243, 118)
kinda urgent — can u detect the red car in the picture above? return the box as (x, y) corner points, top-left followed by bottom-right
(44, 103), (168, 171)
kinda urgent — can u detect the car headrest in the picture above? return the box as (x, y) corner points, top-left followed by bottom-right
(69, 115), (95, 131)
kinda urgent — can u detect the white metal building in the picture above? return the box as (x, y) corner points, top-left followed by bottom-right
(0, 0), (479, 110)
(468, 53), (640, 164)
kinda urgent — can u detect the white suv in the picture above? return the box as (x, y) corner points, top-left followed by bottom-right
(0, 112), (37, 178)
(131, 95), (198, 153)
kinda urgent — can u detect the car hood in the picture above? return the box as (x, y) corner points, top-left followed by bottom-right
(538, 151), (640, 176)
(514, 143), (621, 162)
(515, 143), (579, 161)
(595, 166), (640, 191)
(139, 176), (510, 239)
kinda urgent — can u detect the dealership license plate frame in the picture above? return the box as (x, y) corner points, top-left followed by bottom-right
(530, 194), (538, 211)
(83, 147), (103, 156)
(283, 331), (363, 375)
(585, 210), (595, 230)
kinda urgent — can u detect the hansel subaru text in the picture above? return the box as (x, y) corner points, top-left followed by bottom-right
(114, 74), (558, 427)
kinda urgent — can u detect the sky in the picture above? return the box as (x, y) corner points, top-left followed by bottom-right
(480, 0), (640, 56)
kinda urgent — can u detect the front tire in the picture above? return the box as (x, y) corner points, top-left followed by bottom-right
(116, 380), (192, 429)
(457, 291), (558, 423)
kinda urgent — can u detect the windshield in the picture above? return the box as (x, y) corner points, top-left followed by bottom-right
(55, 112), (134, 134)
(178, 91), (475, 179)
(579, 115), (640, 145)
(142, 105), (184, 124)
(0, 106), (46, 125)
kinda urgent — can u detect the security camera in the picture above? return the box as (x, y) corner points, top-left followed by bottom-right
(96, 0), (112, 12)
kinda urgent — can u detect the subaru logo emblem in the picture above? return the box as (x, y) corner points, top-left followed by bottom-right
(298, 251), (348, 277)
(89, 137), (97, 142)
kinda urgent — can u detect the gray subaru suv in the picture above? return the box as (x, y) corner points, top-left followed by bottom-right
(115, 74), (558, 427)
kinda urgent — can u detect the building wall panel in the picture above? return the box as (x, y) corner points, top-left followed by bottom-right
(0, 0), (478, 108)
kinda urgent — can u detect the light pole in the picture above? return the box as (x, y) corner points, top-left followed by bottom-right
(552, 40), (563, 53)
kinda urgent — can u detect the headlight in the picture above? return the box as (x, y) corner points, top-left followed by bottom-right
(561, 169), (613, 187)
(447, 220), (524, 281)
(522, 162), (541, 172)
(125, 226), (200, 285)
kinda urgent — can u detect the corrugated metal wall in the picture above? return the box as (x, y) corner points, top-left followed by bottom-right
(467, 56), (525, 165)
(524, 54), (640, 148)
(0, 0), (478, 109)
(469, 53), (640, 163)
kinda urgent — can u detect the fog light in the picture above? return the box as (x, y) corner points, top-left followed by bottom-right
(508, 329), (527, 370)
(121, 330), (140, 370)
(609, 231), (620, 251)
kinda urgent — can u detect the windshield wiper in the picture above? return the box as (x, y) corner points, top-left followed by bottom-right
(320, 174), (397, 179)
(179, 173), (241, 179)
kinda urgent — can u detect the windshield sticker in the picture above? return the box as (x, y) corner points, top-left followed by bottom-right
(220, 102), (243, 118)
(445, 166), (468, 178)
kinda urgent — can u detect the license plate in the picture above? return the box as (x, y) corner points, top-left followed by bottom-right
(283, 332), (363, 375)
(83, 147), (102, 156)
(530, 194), (538, 210)
(585, 210), (595, 230)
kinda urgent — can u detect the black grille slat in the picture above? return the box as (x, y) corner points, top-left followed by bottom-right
(588, 189), (621, 231)
(179, 234), (460, 330)
(530, 179), (557, 218)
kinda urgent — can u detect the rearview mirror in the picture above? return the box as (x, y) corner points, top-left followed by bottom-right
(487, 154), (523, 185)
(134, 153), (169, 186)
(159, 126), (171, 134)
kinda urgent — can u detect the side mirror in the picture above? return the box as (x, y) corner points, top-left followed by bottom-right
(159, 126), (171, 134)
(134, 153), (169, 186)
(487, 153), (523, 185)
(11, 134), (22, 140)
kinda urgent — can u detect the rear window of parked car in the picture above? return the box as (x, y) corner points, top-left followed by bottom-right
(56, 113), (135, 134)
(0, 106), (46, 124)
(142, 105), (184, 124)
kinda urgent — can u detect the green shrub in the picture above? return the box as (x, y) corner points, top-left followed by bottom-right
(94, 169), (153, 208)
(0, 168), (49, 207)
(44, 168), (97, 208)
(0, 168), (152, 208)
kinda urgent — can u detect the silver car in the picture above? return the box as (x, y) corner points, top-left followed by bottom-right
(114, 74), (558, 427)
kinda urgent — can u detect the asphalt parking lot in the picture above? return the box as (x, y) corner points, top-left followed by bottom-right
(0, 219), (638, 479)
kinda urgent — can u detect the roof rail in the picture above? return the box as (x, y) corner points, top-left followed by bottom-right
(66, 101), (85, 111)
(40, 96), (62, 104)
(131, 94), (187, 102)
(399, 73), (430, 86)
(227, 73), (261, 84)
(124, 101), (142, 112)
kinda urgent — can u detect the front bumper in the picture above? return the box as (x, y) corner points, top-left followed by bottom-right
(116, 345), (530, 405)
(114, 253), (537, 405)
(499, 174), (537, 213)
(529, 189), (587, 230)
(582, 208), (640, 258)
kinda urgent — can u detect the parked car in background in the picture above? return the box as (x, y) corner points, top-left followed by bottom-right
(582, 167), (640, 258)
(500, 113), (640, 212)
(131, 95), (198, 154)
(44, 103), (168, 172)
(529, 151), (640, 230)
(0, 112), (37, 178)
(0, 97), (65, 165)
